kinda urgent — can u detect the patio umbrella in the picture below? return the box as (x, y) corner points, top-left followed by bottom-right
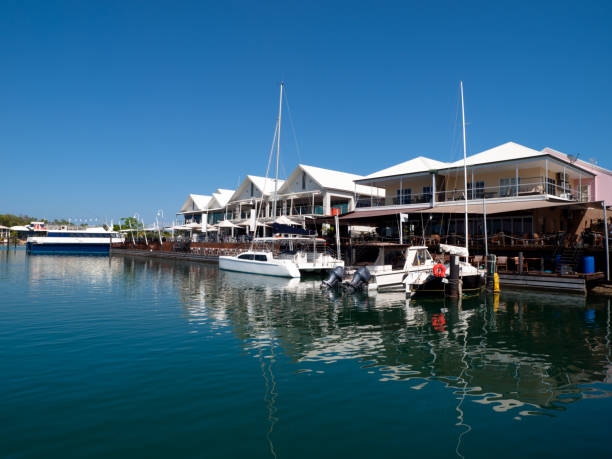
(274, 215), (298, 226)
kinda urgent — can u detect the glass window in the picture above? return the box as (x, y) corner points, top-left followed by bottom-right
(254, 255), (268, 262)
(238, 254), (254, 260)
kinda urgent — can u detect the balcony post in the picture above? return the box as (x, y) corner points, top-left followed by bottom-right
(471, 169), (474, 200)
(545, 158), (549, 195)
(515, 165), (519, 197)
(431, 173), (436, 207)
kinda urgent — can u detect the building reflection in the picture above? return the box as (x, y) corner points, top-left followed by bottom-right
(115, 255), (612, 418)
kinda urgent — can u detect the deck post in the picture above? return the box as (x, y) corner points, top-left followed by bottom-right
(604, 201), (610, 282)
(486, 254), (496, 293)
(445, 254), (460, 298)
(518, 251), (524, 274)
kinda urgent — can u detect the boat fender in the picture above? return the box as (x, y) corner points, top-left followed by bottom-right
(433, 263), (446, 278)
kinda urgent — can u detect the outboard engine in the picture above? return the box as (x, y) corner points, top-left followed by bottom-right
(345, 267), (371, 291)
(321, 266), (345, 289)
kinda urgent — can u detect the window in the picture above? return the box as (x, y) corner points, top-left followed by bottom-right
(500, 178), (519, 197)
(422, 186), (432, 202)
(546, 177), (556, 195)
(412, 249), (432, 266)
(396, 188), (412, 204)
(254, 255), (268, 262)
(238, 254), (254, 260)
(302, 173), (306, 190)
(468, 181), (485, 199)
(250, 183), (254, 197)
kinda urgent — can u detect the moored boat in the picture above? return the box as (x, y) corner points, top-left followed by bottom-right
(25, 222), (123, 254)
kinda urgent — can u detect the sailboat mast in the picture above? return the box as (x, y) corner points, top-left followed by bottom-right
(460, 81), (468, 254)
(273, 82), (283, 220)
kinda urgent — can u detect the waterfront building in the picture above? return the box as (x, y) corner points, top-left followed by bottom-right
(226, 175), (285, 222)
(177, 194), (212, 227)
(344, 141), (611, 260)
(272, 164), (384, 223)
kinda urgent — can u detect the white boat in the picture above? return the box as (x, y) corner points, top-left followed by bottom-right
(219, 236), (344, 278)
(218, 251), (301, 277)
(25, 222), (124, 254)
(365, 245), (436, 292)
(218, 83), (343, 278)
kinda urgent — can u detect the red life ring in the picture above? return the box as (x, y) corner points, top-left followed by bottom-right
(433, 263), (446, 278)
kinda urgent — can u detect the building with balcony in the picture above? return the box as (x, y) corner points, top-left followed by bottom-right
(177, 194), (212, 226)
(345, 142), (611, 250)
(273, 164), (384, 221)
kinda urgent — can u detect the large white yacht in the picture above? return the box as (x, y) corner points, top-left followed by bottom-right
(25, 222), (123, 254)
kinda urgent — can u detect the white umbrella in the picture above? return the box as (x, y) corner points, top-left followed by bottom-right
(274, 215), (298, 226)
(217, 220), (237, 228)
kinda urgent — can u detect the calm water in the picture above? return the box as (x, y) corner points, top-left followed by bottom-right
(1, 248), (611, 458)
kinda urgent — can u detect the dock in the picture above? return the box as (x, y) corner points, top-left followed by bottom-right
(498, 271), (604, 294)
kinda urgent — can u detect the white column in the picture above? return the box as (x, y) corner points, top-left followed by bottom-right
(515, 166), (519, 196)
(545, 159), (549, 195)
(323, 192), (331, 216)
(471, 169), (474, 200)
(431, 173), (436, 206)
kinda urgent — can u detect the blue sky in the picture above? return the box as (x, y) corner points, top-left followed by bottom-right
(1, 0), (611, 223)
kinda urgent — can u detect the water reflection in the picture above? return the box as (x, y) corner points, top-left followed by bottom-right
(145, 254), (612, 418)
(21, 253), (612, 420)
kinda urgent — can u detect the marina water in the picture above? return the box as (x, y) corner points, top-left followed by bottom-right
(1, 247), (611, 458)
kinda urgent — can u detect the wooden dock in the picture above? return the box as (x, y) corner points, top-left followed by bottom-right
(111, 248), (218, 263)
(498, 272), (604, 294)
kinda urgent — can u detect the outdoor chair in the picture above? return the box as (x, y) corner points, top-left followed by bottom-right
(472, 255), (483, 268)
(497, 256), (508, 272)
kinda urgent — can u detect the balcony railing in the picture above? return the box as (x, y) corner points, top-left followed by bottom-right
(361, 177), (590, 207)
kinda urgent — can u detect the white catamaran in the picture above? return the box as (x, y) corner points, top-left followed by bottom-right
(218, 83), (343, 278)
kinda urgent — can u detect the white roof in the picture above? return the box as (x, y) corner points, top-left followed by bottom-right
(361, 156), (450, 181)
(10, 226), (30, 231)
(279, 164), (385, 197)
(446, 141), (545, 168)
(180, 194), (212, 213)
(208, 188), (235, 209)
(249, 176), (284, 195)
(229, 175), (284, 202)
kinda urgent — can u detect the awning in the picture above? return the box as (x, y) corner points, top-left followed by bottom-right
(412, 199), (600, 215)
(332, 206), (430, 223)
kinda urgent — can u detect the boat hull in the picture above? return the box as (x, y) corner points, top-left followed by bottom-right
(218, 256), (301, 278)
(411, 273), (485, 296)
(26, 242), (110, 255)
